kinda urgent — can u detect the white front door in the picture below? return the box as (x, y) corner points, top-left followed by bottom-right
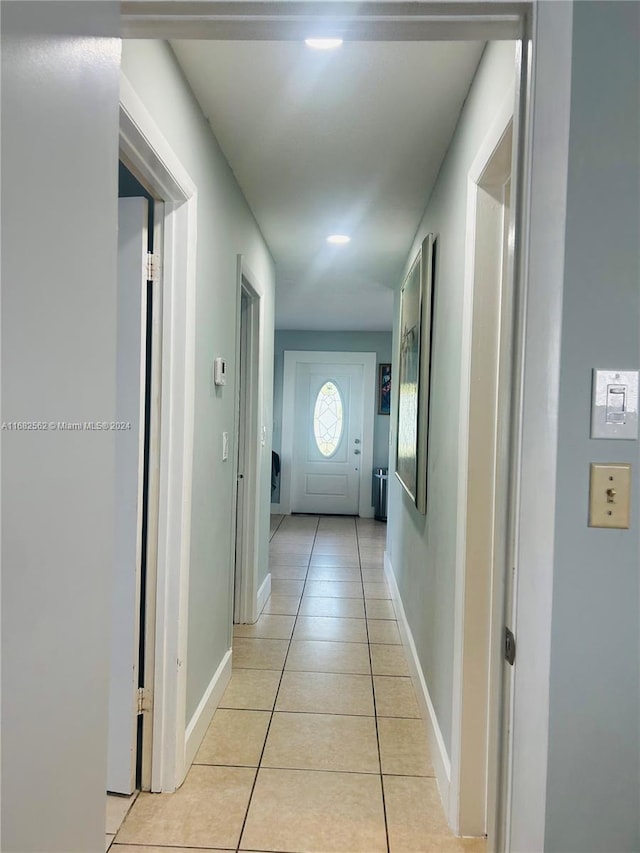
(282, 351), (377, 518)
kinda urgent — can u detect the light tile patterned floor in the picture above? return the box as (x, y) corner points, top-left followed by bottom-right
(112, 515), (486, 853)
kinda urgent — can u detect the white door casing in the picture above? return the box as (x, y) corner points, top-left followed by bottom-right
(281, 351), (376, 518)
(449, 85), (515, 839)
(107, 197), (148, 795)
(292, 362), (363, 515)
(119, 74), (198, 792)
(230, 257), (265, 625)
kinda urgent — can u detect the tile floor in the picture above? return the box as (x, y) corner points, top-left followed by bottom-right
(111, 514), (486, 853)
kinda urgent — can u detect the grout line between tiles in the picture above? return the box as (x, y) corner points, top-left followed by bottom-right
(268, 513), (286, 541)
(235, 515), (320, 853)
(357, 520), (391, 853)
(233, 516), (391, 853)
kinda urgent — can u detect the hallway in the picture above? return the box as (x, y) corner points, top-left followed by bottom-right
(109, 515), (486, 852)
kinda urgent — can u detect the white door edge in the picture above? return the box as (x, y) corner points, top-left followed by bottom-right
(107, 196), (148, 795)
(282, 351), (376, 518)
(119, 73), (198, 793)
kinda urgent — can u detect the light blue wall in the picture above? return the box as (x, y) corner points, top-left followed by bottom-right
(386, 42), (515, 754)
(272, 330), (393, 505)
(1, 5), (120, 851)
(122, 42), (276, 722)
(544, 3), (640, 850)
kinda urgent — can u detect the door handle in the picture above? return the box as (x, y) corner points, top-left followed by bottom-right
(354, 449), (361, 455)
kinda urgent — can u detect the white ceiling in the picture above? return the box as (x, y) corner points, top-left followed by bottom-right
(170, 39), (485, 331)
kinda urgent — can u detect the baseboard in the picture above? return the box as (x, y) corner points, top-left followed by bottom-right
(384, 551), (452, 816)
(257, 572), (271, 615)
(184, 649), (232, 771)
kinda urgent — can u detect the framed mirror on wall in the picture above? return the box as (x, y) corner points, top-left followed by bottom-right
(395, 233), (436, 514)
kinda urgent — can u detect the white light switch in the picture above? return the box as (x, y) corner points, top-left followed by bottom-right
(222, 431), (229, 461)
(591, 369), (638, 439)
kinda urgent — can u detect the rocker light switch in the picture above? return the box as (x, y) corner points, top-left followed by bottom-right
(591, 369), (638, 439)
(588, 463), (631, 529)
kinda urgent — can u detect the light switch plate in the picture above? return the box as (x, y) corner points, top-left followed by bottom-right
(588, 463), (631, 529)
(591, 369), (638, 439)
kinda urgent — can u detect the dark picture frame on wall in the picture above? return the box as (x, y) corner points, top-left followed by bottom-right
(378, 363), (391, 415)
(394, 233), (436, 514)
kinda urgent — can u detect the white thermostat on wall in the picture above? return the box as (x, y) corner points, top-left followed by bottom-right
(213, 357), (227, 386)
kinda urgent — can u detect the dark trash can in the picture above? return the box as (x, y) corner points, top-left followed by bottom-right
(373, 467), (388, 521)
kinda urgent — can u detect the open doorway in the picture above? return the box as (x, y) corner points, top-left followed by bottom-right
(450, 95), (516, 844)
(232, 260), (264, 625)
(117, 5), (532, 844)
(117, 77), (199, 795)
(106, 163), (162, 829)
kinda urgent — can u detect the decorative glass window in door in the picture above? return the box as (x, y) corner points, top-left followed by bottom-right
(313, 381), (344, 457)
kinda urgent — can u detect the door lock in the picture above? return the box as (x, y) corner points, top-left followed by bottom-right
(354, 438), (361, 444)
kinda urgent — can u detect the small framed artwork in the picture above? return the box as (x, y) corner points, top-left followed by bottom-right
(378, 363), (392, 415)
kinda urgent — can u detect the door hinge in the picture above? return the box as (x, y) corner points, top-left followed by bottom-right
(504, 626), (516, 666)
(137, 686), (152, 715)
(146, 252), (160, 283)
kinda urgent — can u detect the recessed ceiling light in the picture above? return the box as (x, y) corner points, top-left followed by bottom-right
(327, 234), (351, 245)
(305, 38), (343, 50)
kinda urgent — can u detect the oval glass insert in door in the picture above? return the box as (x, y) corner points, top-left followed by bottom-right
(313, 380), (344, 457)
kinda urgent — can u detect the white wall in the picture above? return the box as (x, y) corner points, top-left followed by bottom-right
(120, 41), (276, 723)
(387, 41), (516, 755)
(1, 4), (121, 851)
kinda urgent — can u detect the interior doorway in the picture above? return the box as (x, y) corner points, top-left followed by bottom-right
(232, 262), (263, 625)
(107, 165), (161, 797)
(118, 76), (199, 793)
(450, 88), (517, 844)
(119, 6), (536, 844)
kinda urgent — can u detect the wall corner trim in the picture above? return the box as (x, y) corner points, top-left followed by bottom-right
(184, 650), (232, 774)
(384, 551), (452, 816)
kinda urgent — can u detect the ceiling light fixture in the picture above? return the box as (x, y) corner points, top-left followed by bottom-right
(327, 234), (351, 245)
(305, 38), (343, 50)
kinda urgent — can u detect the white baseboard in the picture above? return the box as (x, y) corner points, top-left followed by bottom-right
(384, 551), (452, 817)
(257, 572), (271, 615)
(184, 649), (232, 771)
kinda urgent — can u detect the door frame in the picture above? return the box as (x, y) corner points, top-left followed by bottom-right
(230, 256), (264, 624)
(120, 74), (198, 792)
(280, 351), (376, 518)
(108, 196), (150, 795)
(119, 3), (575, 848)
(449, 85), (514, 837)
